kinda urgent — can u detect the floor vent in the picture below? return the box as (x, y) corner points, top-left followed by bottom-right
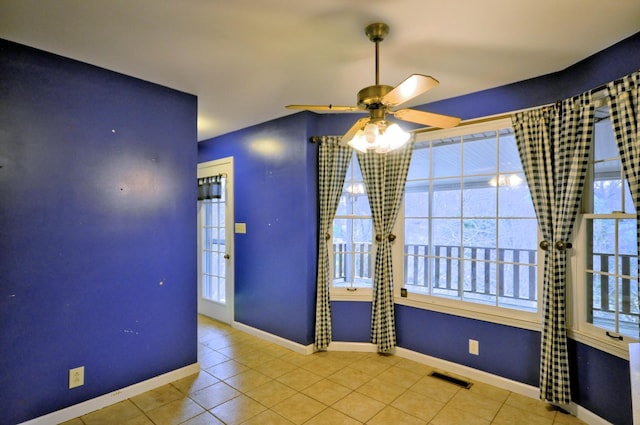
(429, 371), (472, 389)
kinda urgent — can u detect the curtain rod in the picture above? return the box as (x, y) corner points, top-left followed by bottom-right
(413, 83), (616, 136)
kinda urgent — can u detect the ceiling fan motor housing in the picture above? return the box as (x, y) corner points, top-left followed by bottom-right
(357, 84), (393, 110)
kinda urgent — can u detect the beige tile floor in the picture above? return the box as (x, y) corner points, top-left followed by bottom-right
(61, 315), (586, 425)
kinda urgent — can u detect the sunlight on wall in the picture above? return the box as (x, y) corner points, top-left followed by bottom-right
(248, 137), (286, 158)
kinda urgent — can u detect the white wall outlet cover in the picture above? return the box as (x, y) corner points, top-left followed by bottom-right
(69, 366), (85, 389)
(234, 223), (247, 234)
(469, 339), (479, 355)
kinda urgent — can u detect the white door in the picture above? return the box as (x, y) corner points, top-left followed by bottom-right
(197, 157), (234, 323)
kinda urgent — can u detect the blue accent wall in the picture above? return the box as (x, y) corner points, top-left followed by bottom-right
(396, 306), (540, 385)
(0, 39), (197, 424)
(568, 339), (633, 425)
(199, 113), (318, 344)
(199, 31), (640, 425)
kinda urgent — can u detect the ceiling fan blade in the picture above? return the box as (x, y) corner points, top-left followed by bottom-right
(382, 74), (439, 107)
(341, 117), (370, 145)
(286, 104), (361, 112)
(393, 108), (461, 128)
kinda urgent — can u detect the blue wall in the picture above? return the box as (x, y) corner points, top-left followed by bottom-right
(0, 40), (198, 424)
(199, 113), (316, 344)
(198, 31), (640, 425)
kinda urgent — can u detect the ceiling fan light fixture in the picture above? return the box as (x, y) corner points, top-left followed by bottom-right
(347, 120), (410, 154)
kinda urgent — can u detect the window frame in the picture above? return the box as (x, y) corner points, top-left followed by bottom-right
(570, 104), (639, 359)
(393, 118), (543, 331)
(330, 152), (374, 301)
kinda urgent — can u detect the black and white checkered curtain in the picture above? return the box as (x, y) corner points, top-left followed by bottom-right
(357, 141), (413, 353)
(512, 92), (595, 405)
(197, 175), (223, 200)
(606, 69), (640, 341)
(315, 137), (351, 350)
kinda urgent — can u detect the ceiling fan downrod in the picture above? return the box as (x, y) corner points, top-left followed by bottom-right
(365, 23), (388, 86)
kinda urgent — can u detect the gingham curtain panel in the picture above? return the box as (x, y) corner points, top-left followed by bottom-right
(606, 69), (640, 341)
(314, 137), (351, 350)
(512, 92), (595, 405)
(357, 140), (413, 353)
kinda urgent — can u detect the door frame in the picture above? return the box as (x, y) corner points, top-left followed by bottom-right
(197, 157), (234, 323)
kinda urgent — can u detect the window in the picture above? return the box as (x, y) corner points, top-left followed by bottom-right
(331, 153), (374, 297)
(575, 106), (639, 350)
(400, 119), (540, 322)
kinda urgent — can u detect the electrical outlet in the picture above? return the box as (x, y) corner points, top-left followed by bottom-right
(69, 366), (84, 389)
(469, 339), (479, 355)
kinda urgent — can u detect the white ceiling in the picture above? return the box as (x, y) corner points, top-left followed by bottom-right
(1, 0), (639, 141)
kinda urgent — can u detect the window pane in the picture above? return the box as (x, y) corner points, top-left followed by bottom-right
(586, 216), (639, 338)
(619, 277), (639, 338)
(499, 132), (522, 173)
(588, 272), (616, 332)
(625, 180), (635, 214)
(463, 186), (496, 217)
(352, 194), (371, 216)
(405, 189), (428, 217)
(619, 219), (638, 280)
(432, 142), (461, 178)
(332, 218), (373, 288)
(498, 175), (535, 217)
(463, 136), (496, 175)
(593, 160), (623, 214)
(499, 263), (537, 311)
(433, 183), (461, 217)
(432, 218), (460, 246)
(432, 256), (460, 298)
(338, 155), (370, 216)
(499, 219), (538, 251)
(407, 147), (430, 180)
(463, 260), (496, 305)
(463, 219), (496, 250)
(594, 112), (617, 161)
(590, 218), (615, 259)
(405, 237), (429, 291)
(336, 194), (348, 216)
(405, 218), (429, 245)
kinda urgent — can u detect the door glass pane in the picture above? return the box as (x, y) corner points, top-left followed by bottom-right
(201, 177), (227, 304)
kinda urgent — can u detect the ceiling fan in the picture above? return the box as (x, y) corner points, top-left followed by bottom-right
(286, 22), (461, 153)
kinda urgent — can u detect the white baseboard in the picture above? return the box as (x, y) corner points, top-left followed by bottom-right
(232, 321), (315, 355)
(19, 363), (200, 425)
(327, 341), (378, 353)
